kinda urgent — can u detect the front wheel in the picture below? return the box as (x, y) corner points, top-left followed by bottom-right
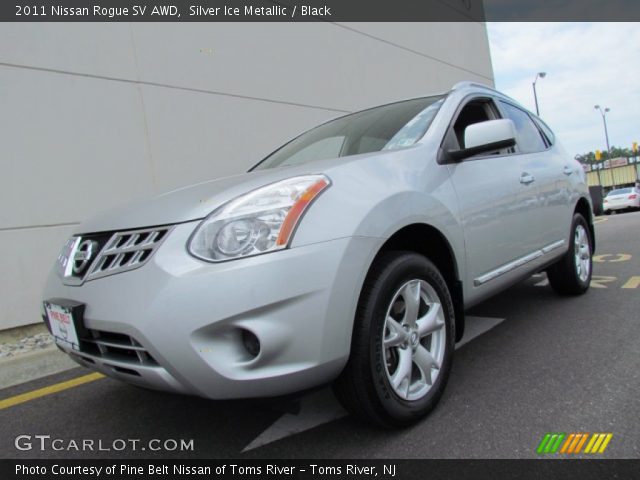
(547, 213), (593, 295)
(333, 252), (455, 428)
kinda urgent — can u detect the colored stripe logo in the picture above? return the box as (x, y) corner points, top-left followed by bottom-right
(536, 433), (613, 454)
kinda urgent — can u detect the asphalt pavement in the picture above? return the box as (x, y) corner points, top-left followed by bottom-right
(1, 211), (638, 459)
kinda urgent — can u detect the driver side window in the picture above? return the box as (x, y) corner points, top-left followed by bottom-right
(444, 97), (513, 157)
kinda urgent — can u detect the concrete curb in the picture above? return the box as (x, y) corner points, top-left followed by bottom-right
(0, 323), (48, 344)
(0, 345), (77, 390)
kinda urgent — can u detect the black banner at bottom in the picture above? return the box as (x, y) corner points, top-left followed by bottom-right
(2, 459), (639, 480)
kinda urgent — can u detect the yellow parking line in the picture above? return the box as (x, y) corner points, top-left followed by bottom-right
(0, 372), (104, 410)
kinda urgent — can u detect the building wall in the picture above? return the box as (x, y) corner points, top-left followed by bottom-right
(0, 22), (494, 330)
(586, 164), (640, 188)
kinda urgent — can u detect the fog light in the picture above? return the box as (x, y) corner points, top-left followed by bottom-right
(241, 329), (260, 358)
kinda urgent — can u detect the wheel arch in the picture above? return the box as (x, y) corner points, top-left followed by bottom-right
(574, 196), (596, 252)
(365, 223), (465, 342)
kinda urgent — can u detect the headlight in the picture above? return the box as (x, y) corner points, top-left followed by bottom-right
(188, 175), (330, 262)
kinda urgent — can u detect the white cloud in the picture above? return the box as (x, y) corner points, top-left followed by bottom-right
(487, 22), (640, 157)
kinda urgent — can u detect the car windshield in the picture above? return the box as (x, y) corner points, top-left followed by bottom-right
(607, 188), (632, 196)
(252, 95), (445, 170)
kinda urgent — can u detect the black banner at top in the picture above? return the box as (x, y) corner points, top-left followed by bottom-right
(3, 0), (640, 22)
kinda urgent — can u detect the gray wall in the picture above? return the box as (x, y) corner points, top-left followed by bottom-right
(0, 22), (493, 330)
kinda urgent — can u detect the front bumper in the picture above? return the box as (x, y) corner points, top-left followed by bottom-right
(43, 221), (382, 399)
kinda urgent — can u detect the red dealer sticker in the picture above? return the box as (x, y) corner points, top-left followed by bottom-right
(44, 302), (80, 350)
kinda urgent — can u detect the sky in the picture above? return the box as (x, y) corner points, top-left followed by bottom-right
(486, 23), (639, 158)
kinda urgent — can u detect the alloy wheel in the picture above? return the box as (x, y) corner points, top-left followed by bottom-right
(382, 279), (446, 401)
(574, 224), (591, 282)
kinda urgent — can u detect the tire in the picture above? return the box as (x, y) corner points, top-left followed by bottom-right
(333, 251), (455, 428)
(547, 213), (593, 295)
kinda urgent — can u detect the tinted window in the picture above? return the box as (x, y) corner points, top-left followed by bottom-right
(499, 101), (547, 154)
(607, 188), (632, 196)
(453, 100), (494, 149)
(274, 136), (345, 167)
(253, 96), (445, 170)
(531, 115), (555, 145)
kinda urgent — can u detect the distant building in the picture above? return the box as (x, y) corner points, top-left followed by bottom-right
(584, 157), (640, 192)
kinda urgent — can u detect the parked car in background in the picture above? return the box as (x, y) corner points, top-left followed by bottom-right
(42, 82), (595, 427)
(603, 187), (640, 214)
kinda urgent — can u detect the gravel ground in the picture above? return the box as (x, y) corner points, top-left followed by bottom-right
(0, 333), (54, 359)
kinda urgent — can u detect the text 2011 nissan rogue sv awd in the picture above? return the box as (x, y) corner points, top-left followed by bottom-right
(43, 82), (594, 427)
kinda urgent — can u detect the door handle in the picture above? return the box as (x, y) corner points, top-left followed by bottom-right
(563, 166), (574, 176)
(520, 173), (535, 185)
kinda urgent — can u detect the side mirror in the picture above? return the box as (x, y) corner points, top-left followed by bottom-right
(447, 119), (516, 162)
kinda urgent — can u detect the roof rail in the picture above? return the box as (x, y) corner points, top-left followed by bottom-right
(451, 81), (500, 93)
(450, 81), (523, 107)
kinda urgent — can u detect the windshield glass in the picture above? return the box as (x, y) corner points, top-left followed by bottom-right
(252, 95), (445, 170)
(607, 188), (632, 196)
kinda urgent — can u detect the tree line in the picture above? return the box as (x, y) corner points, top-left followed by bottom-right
(575, 146), (637, 163)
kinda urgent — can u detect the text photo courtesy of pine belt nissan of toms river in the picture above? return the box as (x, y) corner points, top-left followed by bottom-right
(43, 82), (595, 427)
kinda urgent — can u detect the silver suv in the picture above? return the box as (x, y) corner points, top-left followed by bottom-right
(43, 82), (594, 427)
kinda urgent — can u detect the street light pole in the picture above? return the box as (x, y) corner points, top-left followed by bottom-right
(594, 105), (613, 189)
(594, 105), (611, 153)
(532, 72), (546, 116)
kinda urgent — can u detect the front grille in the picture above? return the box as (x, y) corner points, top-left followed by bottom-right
(60, 226), (172, 285)
(84, 228), (170, 282)
(80, 329), (158, 367)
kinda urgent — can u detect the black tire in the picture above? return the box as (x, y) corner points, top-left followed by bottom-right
(547, 213), (593, 295)
(333, 251), (455, 428)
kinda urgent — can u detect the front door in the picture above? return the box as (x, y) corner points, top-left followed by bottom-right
(444, 96), (542, 300)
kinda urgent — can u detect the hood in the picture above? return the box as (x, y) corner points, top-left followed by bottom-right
(75, 147), (422, 235)
(75, 156), (360, 234)
(76, 170), (278, 234)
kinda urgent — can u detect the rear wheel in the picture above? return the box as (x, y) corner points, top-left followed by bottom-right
(333, 252), (455, 427)
(547, 213), (592, 295)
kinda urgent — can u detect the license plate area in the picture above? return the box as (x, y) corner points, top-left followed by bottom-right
(43, 299), (87, 351)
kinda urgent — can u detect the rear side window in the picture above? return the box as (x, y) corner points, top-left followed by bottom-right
(531, 115), (555, 145)
(607, 188), (632, 196)
(499, 101), (547, 154)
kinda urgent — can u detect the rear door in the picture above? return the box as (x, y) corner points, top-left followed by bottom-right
(497, 101), (570, 251)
